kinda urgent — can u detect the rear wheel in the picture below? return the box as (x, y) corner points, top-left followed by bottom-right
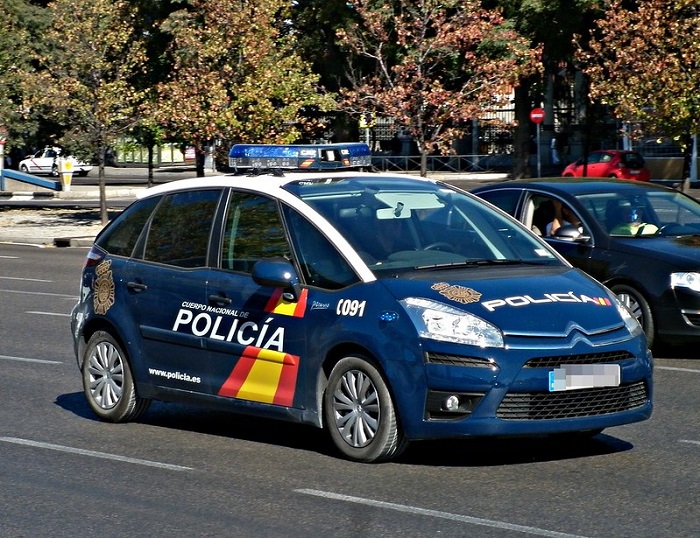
(51, 164), (59, 177)
(324, 356), (407, 462)
(82, 330), (150, 422)
(612, 284), (654, 347)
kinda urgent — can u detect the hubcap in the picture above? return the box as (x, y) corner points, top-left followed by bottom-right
(87, 341), (124, 409)
(332, 369), (380, 448)
(617, 292), (642, 324)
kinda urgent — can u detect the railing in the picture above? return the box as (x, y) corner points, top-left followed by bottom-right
(371, 154), (509, 173)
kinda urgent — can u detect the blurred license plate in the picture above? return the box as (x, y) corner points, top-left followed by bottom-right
(630, 170), (640, 174)
(548, 364), (620, 392)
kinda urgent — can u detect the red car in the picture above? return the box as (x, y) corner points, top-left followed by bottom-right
(562, 150), (651, 181)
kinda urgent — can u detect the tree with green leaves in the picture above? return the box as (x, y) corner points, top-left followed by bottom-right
(337, 0), (539, 176)
(0, 0), (49, 157)
(21, 0), (147, 223)
(153, 0), (336, 177)
(495, 0), (602, 178)
(581, 0), (700, 189)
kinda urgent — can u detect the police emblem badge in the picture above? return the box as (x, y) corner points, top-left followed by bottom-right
(93, 260), (115, 315)
(431, 282), (482, 304)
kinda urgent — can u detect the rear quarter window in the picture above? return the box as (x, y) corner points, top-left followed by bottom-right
(95, 195), (161, 257)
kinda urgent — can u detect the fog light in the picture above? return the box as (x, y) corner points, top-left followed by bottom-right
(443, 395), (460, 411)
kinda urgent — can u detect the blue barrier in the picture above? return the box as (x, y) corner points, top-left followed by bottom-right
(0, 169), (61, 191)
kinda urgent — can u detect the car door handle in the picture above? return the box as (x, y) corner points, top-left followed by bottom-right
(127, 281), (148, 292)
(208, 294), (232, 306)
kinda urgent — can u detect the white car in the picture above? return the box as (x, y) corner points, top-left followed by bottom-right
(19, 147), (93, 177)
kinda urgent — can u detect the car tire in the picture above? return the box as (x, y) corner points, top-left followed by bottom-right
(611, 284), (655, 347)
(20, 164), (29, 173)
(324, 355), (407, 463)
(82, 330), (150, 422)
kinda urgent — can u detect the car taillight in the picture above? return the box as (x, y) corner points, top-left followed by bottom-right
(84, 245), (106, 268)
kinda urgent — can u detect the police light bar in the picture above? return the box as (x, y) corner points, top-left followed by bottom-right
(229, 143), (372, 171)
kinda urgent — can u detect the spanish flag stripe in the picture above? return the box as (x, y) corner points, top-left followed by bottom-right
(273, 359), (299, 406)
(217, 356), (256, 398)
(264, 288), (284, 313)
(236, 359), (283, 404)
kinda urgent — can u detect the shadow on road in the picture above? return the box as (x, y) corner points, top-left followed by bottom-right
(55, 391), (633, 466)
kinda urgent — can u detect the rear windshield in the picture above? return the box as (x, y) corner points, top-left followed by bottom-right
(621, 152), (645, 168)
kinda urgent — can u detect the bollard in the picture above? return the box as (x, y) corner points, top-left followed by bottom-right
(59, 157), (74, 192)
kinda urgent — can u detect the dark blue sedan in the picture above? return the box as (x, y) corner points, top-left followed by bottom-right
(472, 178), (700, 348)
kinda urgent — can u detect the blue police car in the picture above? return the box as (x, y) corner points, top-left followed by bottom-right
(70, 143), (653, 462)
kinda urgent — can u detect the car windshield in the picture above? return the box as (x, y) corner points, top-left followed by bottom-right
(284, 176), (560, 276)
(576, 189), (700, 237)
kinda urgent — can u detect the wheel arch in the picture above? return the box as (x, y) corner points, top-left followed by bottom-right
(316, 342), (398, 430)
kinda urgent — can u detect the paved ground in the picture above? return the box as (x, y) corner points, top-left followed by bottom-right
(0, 165), (510, 247)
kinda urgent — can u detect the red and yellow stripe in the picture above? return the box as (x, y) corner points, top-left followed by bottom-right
(264, 288), (308, 317)
(218, 346), (299, 407)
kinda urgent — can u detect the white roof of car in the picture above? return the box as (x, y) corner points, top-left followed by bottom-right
(137, 170), (437, 200)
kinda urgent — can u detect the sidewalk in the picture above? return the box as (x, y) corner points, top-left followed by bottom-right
(0, 167), (510, 247)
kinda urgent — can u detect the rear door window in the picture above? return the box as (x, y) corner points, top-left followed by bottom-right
(143, 189), (222, 267)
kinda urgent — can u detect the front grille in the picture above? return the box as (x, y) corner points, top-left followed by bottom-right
(496, 380), (648, 420)
(425, 352), (496, 368)
(524, 351), (634, 369)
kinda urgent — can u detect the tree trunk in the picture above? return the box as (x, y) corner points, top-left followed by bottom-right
(147, 144), (155, 188)
(513, 78), (533, 179)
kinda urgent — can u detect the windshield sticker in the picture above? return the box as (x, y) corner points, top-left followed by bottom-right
(93, 260), (115, 315)
(218, 345), (299, 406)
(482, 292), (612, 312)
(431, 282), (482, 304)
(264, 288), (308, 317)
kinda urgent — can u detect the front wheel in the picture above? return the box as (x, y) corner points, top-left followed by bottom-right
(82, 330), (150, 422)
(612, 284), (654, 347)
(20, 164), (29, 173)
(324, 356), (407, 462)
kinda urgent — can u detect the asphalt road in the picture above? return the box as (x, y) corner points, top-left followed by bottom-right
(1, 245), (699, 537)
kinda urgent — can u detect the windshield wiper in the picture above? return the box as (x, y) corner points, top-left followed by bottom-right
(415, 259), (538, 270)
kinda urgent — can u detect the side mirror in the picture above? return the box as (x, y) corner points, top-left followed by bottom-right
(553, 224), (589, 242)
(252, 258), (302, 301)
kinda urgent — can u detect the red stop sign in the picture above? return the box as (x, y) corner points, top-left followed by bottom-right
(530, 107), (545, 124)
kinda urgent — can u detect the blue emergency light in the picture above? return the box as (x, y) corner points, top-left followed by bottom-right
(228, 143), (372, 171)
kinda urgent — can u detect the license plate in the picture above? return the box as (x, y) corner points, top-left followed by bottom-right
(548, 364), (620, 392)
(630, 170), (640, 174)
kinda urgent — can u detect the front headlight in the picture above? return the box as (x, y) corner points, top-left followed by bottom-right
(606, 289), (643, 337)
(671, 272), (700, 293)
(399, 297), (504, 348)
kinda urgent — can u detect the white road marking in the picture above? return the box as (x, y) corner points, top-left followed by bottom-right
(26, 311), (71, 317)
(0, 437), (193, 472)
(0, 276), (52, 282)
(656, 366), (700, 374)
(0, 288), (75, 298)
(295, 489), (589, 538)
(0, 255), (20, 258)
(679, 440), (700, 447)
(0, 354), (62, 365)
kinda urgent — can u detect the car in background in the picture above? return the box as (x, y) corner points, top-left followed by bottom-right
(19, 147), (93, 177)
(472, 178), (700, 348)
(562, 150), (651, 181)
(69, 144), (651, 463)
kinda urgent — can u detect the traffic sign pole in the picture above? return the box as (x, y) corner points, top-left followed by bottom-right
(530, 108), (545, 178)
